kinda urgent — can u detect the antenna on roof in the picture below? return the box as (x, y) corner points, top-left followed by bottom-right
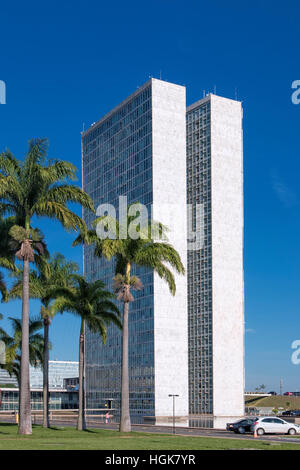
(82, 123), (85, 133)
(203, 90), (205, 98)
(235, 87), (238, 100)
(213, 85), (216, 94)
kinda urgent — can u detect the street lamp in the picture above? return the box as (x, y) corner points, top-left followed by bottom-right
(168, 394), (179, 435)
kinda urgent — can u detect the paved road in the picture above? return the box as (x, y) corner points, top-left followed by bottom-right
(1, 415), (300, 445)
(91, 422), (300, 445)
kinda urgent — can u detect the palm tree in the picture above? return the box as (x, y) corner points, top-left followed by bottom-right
(0, 216), (18, 301)
(8, 225), (47, 432)
(0, 316), (44, 411)
(10, 253), (79, 428)
(74, 207), (185, 432)
(0, 313), (5, 365)
(0, 138), (94, 434)
(51, 275), (121, 430)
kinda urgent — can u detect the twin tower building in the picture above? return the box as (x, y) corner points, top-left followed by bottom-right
(82, 78), (244, 428)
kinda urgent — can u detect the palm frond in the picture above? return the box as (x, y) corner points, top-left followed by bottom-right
(0, 150), (22, 178)
(33, 201), (86, 232)
(41, 160), (77, 183)
(0, 258), (16, 272)
(1, 141), (93, 262)
(0, 272), (8, 302)
(51, 275), (121, 341)
(154, 263), (176, 295)
(88, 204), (185, 299)
(72, 229), (98, 247)
(39, 185), (94, 212)
(9, 225), (27, 243)
(0, 315), (44, 371)
(25, 138), (48, 168)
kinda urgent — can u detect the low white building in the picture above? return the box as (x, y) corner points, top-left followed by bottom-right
(30, 360), (79, 389)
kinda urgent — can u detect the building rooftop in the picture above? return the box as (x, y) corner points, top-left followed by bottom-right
(82, 78), (185, 138)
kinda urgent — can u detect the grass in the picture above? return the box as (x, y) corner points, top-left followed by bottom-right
(245, 395), (300, 409)
(0, 423), (300, 450)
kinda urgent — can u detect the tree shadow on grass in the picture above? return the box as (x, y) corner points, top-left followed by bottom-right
(81, 428), (98, 434)
(0, 422), (18, 434)
(32, 424), (66, 432)
(30, 424), (98, 434)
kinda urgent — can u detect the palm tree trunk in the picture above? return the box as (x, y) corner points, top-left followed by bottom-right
(77, 319), (86, 430)
(18, 258), (32, 434)
(120, 301), (131, 432)
(43, 319), (50, 428)
(17, 376), (21, 419)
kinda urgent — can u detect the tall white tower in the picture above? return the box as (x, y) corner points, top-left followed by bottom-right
(82, 79), (189, 422)
(187, 94), (244, 426)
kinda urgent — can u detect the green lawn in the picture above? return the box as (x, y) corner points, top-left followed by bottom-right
(245, 395), (300, 409)
(0, 424), (300, 450)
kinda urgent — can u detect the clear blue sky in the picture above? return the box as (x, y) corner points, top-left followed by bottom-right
(0, 0), (300, 392)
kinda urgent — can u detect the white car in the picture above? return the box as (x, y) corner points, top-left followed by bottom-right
(251, 417), (300, 436)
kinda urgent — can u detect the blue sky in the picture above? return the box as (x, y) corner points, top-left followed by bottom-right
(0, 0), (300, 392)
